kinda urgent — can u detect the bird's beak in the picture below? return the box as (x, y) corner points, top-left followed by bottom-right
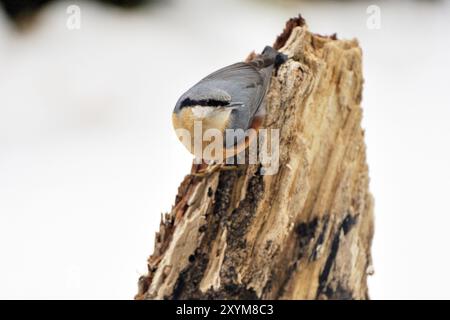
(228, 102), (244, 109)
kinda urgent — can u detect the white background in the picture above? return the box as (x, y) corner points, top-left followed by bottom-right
(0, 0), (449, 299)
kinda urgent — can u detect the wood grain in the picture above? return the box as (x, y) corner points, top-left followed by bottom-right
(136, 16), (374, 300)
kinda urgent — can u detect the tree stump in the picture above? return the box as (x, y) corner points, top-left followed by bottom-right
(136, 15), (374, 300)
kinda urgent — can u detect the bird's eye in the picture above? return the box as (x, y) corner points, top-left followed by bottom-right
(180, 98), (229, 108)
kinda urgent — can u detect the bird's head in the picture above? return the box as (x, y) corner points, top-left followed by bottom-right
(172, 96), (241, 158)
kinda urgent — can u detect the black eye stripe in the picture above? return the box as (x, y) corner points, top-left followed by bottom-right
(180, 98), (229, 108)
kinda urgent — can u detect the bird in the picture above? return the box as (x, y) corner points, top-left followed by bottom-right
(172, 46), (287, 175)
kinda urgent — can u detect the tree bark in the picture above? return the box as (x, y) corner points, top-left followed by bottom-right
(136, 15), (374, 300)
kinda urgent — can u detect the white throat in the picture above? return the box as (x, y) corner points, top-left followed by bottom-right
(191, 106), (218, 119)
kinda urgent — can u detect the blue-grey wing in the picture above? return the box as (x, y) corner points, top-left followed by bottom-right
(201, 63), (270, 128)
(205, 63), (267, 116)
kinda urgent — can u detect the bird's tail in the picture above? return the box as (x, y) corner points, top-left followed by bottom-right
(250, 46), (288, 70)
(249, 46), (288, 118)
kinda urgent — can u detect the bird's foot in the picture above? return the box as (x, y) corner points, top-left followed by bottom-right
(192, 163), (239, 177)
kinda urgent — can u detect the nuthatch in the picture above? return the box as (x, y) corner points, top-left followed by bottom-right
(172, 46), (287, 168)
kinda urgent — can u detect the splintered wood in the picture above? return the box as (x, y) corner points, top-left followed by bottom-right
(136, 16), (374, 300)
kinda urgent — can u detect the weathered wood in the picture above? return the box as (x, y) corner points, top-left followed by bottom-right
(136, 15), (374, 300)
